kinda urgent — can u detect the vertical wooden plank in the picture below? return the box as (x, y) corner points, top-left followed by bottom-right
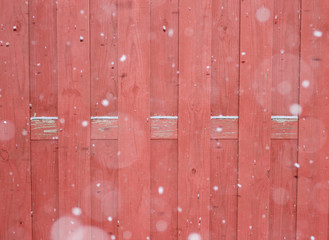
(210, 140), (237, 239)
(31, 141), (58, 239)
(91, 140), (118, 240)
(90, 0), (118, 117)
(297, 1), (329, 239)
(151, 140), (178, 240)
(150, 1), (179, 239)
(117, 0), (151, 239)
(57, 0), (91, 230)
(269, 140), (297, 239)
(272, 0), (300, 115)
(29, 0), (57, 117)
(211, 0), (240, 116)
(0, 0), (31, 239)
(238, 0), (273, 239)
(150, 0), (178, 116)
(178, 0), (212, 239)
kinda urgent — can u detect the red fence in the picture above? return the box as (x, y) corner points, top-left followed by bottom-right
(0, 0), (328, 239)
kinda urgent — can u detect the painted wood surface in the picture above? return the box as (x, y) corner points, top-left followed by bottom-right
(57, 0), (91, 231)
(210, 140), (238, 239)
(0, 0), (31, 239)
(31, 141), (58, 239)
(90, 140), (118, 239)
(0, 0), (328, 239)
(238, 1), (273, 239)
(297, 0), (329, 239)
(178, 0), (212, 239)
(117, 0), (151, 239)
(269, 140), (297, 239)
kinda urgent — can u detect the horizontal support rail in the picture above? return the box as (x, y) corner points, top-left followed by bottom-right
(30, 116), (298, 140)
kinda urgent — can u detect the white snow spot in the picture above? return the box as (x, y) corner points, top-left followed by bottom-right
(222, 219), (226, 224)
(101, 99), (109, 107)
(13, 26), (17, 30)
(188, 233), (201, 240)
(313, 30), (322, 38)
(123, 231), (132, 239)
(310, 236), (315, 240)
(80, 36), (84, 41)
(289, 103), (302, 115)
(256, 6), (271, 22)
(96, 183), (101, 187)
(158, 186), (164, 195)
(213, 186), (219, 191)
(120, 54), (127, 62)
(80, 10), (85, 15)
(107, 216), (113, 222)
(22, 129), (28, 136)
(100, 32), (104, 37)
(302, 80), (310, 88)
(249, 225), (253, 230)
(156, 220), (168, 232)
(177, 206), (182, 212)
(216, 127), (222, 132)
(237, 184), (242, 188)
(162, 25), (166, 31)
(72, 207), (82, 216)
(168, 28), (174, 37)
(309, 160), (314, 164)
(294, 163), (300, 168)
(280, 49), (285, 54)
(81, 121), (88, 127)
(241, 52), (246, 56)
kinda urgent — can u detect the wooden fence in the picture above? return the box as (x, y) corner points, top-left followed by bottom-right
(0, 0), (328, 239)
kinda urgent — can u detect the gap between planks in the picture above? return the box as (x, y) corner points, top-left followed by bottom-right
(30, 116), (298, 140)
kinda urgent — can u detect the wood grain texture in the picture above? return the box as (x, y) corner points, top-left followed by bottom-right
(272, 0), (300, 115)
(269, 140), (297, 239)
(178, 0), (212, 238)
(117, 0), (151, 239)
(238, 0), (273, 239)
(91, 140), (118, 240)
(31, 141), (58, 239)
(150, 0), (178, 116)
(151, 140), (178, 240)
(29, 0), (57, 116)
(211, 0), (240, 116)
(296, 0), (329, 238)
(57, 0), (91, 229)
(0, 0), (31, 239)
(90, 0), (118, 116)
(210, 140), (237, 239)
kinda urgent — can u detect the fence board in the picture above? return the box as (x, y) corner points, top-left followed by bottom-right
(210, 140), (238, 239)
(211, 0), (240, 116)
(29, 0), (57, 117)
(297, 0), (329, 238)
(238, 0), (273, 239)
(0, 0), (31, 239)
(269, 140), (297, 239)
(31, 141), (58, 239)
(57, 0), (91, 230)
(178, 0), (212, 239)
(117, 0), (151, 239)
(90, 0), (118, 117)
(90, 140), (118, 239)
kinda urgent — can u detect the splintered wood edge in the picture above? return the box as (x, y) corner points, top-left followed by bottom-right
(30, 117), (298, 140)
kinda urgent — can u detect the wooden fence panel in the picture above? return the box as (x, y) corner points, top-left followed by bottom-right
(0, 1), (328, 239)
